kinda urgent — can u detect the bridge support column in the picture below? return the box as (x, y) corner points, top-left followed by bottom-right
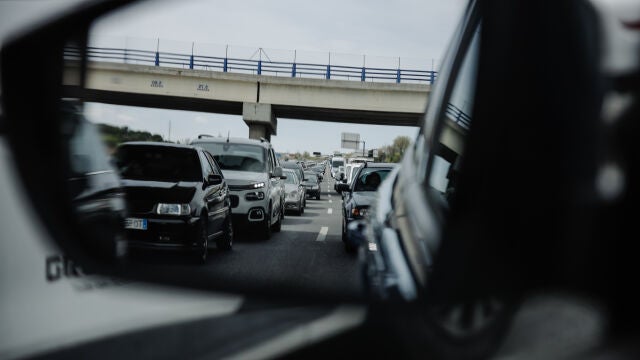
(243, 103), (277, 141)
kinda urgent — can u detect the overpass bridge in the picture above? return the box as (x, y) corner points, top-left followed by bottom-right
(63, 46), (470, 153)
(63, 46), (437, 140)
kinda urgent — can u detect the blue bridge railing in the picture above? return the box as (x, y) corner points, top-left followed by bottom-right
(65, 46), (437, 84)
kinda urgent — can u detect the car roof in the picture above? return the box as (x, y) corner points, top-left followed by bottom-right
(191, 136), (272, 149)
(363, 162), (397, 168)
(118, 141), (198, 150)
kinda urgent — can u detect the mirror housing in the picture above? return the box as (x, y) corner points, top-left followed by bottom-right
(272, 166), (283, 178)
(207, 174), (223, 185)
(336, 183), (350, 193)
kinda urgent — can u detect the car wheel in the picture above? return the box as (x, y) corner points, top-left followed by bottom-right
(216, 216), (233, 251)
(261, 206), (272, 240)
(196, 215), (208, 263)
(280, 201), (285, 220)
(316, 193), (320, 200)
(297, 199), (303, 216)
(273, 204), (282, 232)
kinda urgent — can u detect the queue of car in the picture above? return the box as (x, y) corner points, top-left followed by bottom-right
(105, 133), (335, 263)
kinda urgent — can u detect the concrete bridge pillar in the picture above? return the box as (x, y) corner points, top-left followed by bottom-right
(243, 103), (277, 141)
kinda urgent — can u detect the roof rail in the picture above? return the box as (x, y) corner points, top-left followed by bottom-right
(197, 134), (214, 139)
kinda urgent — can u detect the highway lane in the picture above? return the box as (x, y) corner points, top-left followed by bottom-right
(129, 169), (363, 300)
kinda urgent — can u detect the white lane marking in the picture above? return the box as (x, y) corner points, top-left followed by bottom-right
(328, 194), (332, 198)
(329, 200), (333, 203)
(224, 305), (366, 360)
(316, 226), (329, 242)
(327, 208), (333, 215)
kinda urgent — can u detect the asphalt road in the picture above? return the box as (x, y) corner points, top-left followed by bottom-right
(129, 169), (363, 300)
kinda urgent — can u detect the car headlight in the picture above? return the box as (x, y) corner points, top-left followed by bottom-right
(289, 191), (298, 198)
(252, 182), (265, 189)
(351, 207), (368, 217)
(157, 203), (191, 216)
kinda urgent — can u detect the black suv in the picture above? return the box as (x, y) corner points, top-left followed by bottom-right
(115, 142), (233, 262)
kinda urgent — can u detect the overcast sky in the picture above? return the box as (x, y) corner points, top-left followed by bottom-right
(3, 0), (470, 154)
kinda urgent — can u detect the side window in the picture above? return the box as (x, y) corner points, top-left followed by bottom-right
(199, 150), (215, 178)
(204, 152), (221, 176)
(265, 149), (273, 173)
(428, 25), (480, 204)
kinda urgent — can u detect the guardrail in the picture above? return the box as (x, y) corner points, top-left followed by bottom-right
(65, 46), (437, 84)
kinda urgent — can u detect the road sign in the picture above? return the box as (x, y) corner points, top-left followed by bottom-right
(341, 132), (360, 150)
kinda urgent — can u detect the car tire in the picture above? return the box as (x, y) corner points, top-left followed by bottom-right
(316, 193), (320, 200)
(196, 215), (208, 264)
(216, 216), (233, 251)
(261, 206), (272, 240)
(273, 204), (282, 232)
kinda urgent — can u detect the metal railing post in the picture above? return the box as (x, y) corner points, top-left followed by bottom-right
(223, 58), (228, 72)
(326, 65), (331, 79)
(258, 60), (262, 75)
(429, 71), (435, 84)
(361, 68), (366, 82)
(189, 55), (194, 69)
(155, 38), (160, 66)
(291, 63), (296, 77)
(396, 69), (401, 83)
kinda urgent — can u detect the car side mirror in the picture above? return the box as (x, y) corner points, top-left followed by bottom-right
(207, 174), (223, 185)
(272, 166), (283, 178)
(336, 183), (350, 193)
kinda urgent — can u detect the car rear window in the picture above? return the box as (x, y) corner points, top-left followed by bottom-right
(116, 145), (202, 182)
(196, 143), (266, 172)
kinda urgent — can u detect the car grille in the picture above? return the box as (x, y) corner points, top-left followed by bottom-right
(230, 195), (239, 208)
(229, 184), (259, 191)
(128, 199), (155, 213)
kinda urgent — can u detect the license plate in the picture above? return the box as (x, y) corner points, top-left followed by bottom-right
(125, 218), (147, 230)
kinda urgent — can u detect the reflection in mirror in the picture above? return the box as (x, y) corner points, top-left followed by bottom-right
(429, 26), (480, 207)
(57, 0), (444, 300)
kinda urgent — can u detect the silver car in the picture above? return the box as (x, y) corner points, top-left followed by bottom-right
(283, 169), (304, 216)
(191, 136), (285, 239)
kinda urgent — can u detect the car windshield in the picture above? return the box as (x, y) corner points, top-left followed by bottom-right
(353, 168), (391, 192)
(115, 145), (202, 182)
(283, 171), (297, 184)
(197, 143), (266, 172)
(304, 174), (318, 183)
(332, 160), (344, 167)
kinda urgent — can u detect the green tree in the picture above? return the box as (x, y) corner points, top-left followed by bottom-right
(378, 136), (412, 163)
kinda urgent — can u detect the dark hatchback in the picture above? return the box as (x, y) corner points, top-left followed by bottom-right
(114, 142), (233, 263)
(337, 163), (394, 252)
(303, 171), (321, 200)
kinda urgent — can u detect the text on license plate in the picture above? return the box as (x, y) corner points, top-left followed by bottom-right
(125, 218), (147, 230)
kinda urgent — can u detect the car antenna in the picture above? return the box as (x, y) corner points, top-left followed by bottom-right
(226, 131), (230, 143)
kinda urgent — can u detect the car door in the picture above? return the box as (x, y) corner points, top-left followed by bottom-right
(199, 150), (226, 234)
